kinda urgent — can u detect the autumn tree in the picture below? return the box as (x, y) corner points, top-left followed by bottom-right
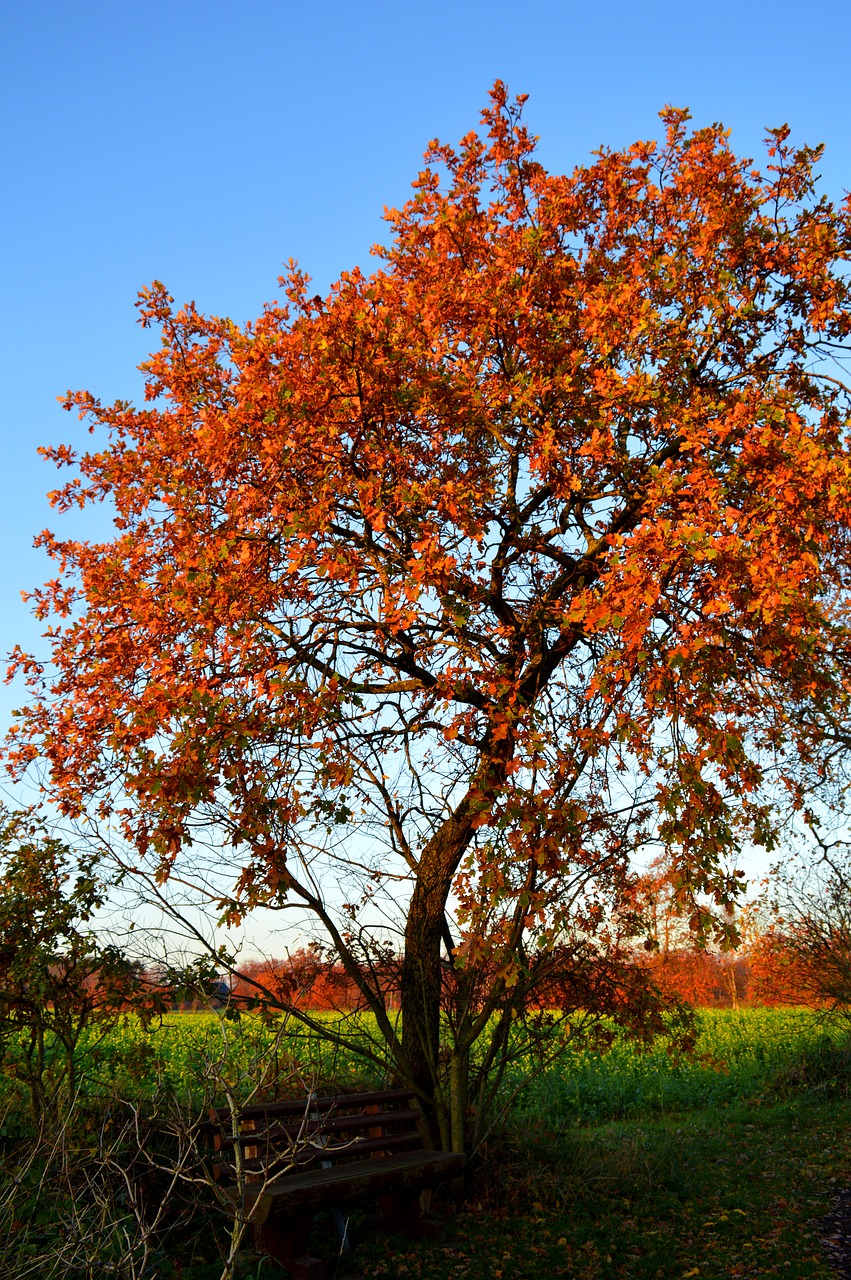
(228, 949), (367, 1011)
(743, 922), (818, 1006)
(756, 840), (851, 1013)
(628, 854), (745, 1006)
(8, 86), (851, 1152)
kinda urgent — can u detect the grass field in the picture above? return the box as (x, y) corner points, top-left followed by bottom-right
(3, 1007), (850, 1278)
(26, 1004), (846, 1121)
(353, 1097), (851, 1280)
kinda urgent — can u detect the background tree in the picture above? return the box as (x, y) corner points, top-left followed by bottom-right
(758, 840), (851, 1014)
(7, 86), (851, 1151)
(628, 854), (746, 1007)
(0, 809), (157, 1122)
(742, 920), (819, 1007)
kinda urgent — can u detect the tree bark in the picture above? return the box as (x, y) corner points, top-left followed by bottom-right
(400, 742), (511, 1150)
(449, 1045), (469, 1155)
(400, 838), (459, 1146)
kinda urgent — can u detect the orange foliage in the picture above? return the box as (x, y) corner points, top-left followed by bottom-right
(231, 950), (377, 1011)
(6, 85), (851, 1128)
(744, 928), (823, 1007)
(640, 949), (747, 1007)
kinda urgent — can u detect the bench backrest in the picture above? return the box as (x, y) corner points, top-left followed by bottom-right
(203, 1087), (426, 1183)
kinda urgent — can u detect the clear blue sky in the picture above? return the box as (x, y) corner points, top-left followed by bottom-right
(1, 0), (850, 751)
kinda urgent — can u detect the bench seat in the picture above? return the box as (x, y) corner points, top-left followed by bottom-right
(236, 1148), (464, 1221)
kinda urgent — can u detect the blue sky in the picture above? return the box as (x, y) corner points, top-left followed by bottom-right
(1, 0), (849, 769)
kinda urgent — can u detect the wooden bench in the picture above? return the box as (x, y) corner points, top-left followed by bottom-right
(203, 1087), (464, 1278)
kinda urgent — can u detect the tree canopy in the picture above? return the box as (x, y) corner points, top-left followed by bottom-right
(8, 85), (851, 1150)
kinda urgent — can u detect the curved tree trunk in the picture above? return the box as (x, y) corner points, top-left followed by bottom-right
(400, 838), (460, 1148)
(400, 743), (512, 1151)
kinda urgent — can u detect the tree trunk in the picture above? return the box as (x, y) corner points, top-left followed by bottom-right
(449, 1045), (468, 1154)
(400, 745), (512, 1151)
(400, 871), (449, 1147)
(400, 798), (478, 1148)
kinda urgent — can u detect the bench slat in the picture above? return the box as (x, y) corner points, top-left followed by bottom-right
(212, 1106), (421, 1149)
(210, 1087), (416, 1125)
(228, 1150), (465, 1222)
(213, 1130), (424, 1180)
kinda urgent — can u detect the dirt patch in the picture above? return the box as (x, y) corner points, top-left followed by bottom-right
(816, 1189), (851, 1278)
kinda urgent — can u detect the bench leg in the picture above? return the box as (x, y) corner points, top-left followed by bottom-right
(377, 1187), (418, 1229)
(330, 1206), (351, 1252)
(253, 1212), (325, 1279)
(285, 1259), (326, 1280)
(376, 1187), (445, 1240)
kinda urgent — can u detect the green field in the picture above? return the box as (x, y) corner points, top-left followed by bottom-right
(2, 1007), (850, 1279)
(9, 1004), (842, 1119)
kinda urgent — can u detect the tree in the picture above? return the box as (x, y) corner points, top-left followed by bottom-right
(742, 920), (818, 1006)
(626, 856), (733, 1006)
(758, 842), (851, 1013)
(0, 809), (157, 1121)
(7, 85), (851, 1152)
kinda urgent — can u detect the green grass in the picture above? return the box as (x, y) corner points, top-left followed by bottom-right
(352, 1097), (851, 1279)
(3, 1007), (851, 1278)
(510, 1007), (851, 1124)
(15, 1004), (840, 1119)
